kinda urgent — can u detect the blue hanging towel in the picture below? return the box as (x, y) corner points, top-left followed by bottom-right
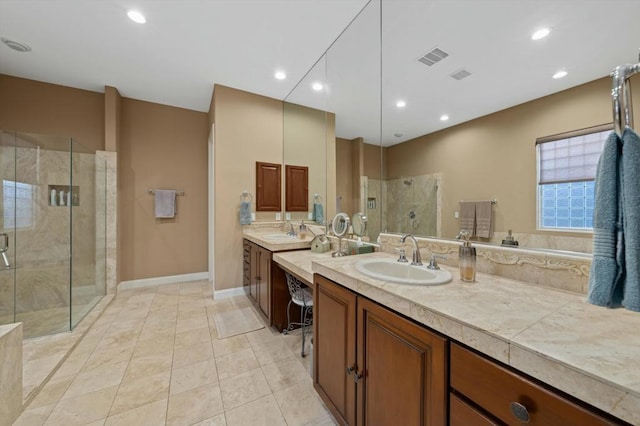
(621, 128), (640, 311)
(588, 132), (624, 308)
(313, 202), (324, 224)
(239, 201), (252, 225)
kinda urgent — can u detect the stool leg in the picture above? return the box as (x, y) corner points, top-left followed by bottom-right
(301, 305), (306, 357)
(283, 299), (293, 334)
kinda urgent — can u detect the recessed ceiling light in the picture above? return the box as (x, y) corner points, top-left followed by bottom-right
(274, 71), (286, 80)
(127, 10), (146, 24)
(440, 114), (449, 121)
(312, 82), (323, 91)
(553, 70), (568, 79)
(531, 27), (551, 40)
(1, 37), (31, 52)
(396, 100), (406, 108)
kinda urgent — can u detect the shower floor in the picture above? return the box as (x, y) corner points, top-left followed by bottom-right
(0, 297), (103, 338)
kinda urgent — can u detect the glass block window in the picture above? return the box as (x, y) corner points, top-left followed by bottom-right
(3, 180), (35, 229)
(536, 125), (610, 231)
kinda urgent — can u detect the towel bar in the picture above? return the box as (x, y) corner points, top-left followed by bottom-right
(148, 189), (185, 195)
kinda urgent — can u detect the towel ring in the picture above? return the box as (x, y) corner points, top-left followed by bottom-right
(313, 193), (323, 202)
(241, 191), (254, 202)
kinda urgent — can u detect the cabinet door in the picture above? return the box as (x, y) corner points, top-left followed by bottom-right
(256, 161), (281, 211)
(249, 243), (259, 302)
(258, 246), (271, 319)
(285, 164), (309, 211)
(314, 274), (357, 426)
(356, 297), (447, 426)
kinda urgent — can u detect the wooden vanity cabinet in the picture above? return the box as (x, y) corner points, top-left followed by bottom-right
(245, 240), (271, 320)
(450, 343), (625, 426)
(313, 274), (447, 426)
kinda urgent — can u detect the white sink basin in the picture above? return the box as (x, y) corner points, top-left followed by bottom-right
(355, 258), (452, 285)
(263, 233), (296, 240)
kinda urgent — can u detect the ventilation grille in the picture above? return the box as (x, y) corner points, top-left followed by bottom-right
(417, 47), (449, 66)
(450, 68), (472, 80)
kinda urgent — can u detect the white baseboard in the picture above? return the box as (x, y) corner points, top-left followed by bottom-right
(214, 286), (247, 299)
(119, 272), (209, 290)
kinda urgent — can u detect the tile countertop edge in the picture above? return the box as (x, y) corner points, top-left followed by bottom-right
(311, 253), (640, 425)
(243, 230), (312, 252)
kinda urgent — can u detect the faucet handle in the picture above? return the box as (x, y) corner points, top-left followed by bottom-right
(427, 254), (446, 270)
(394, 248), (408, 263)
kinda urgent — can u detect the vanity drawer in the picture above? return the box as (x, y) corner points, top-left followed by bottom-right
(450, 343), (619, 425)
(450, 392), (498, 426)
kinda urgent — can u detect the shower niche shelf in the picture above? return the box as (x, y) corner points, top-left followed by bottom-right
(48, 185), (80, 206)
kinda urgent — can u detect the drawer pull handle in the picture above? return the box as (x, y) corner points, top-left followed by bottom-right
(510, 402), (530, 424)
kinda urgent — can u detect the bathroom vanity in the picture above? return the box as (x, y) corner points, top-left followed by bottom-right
(311, 253), (638, 426)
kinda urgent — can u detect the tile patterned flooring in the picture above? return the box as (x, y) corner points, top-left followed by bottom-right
(13, 280), (335, 426)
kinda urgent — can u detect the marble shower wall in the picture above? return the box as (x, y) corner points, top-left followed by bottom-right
(384, 174), (441, 237)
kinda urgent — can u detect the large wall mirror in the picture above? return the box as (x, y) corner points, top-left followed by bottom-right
(286, 0), (640, 254)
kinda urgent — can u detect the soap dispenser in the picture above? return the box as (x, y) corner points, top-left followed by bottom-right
(298, 221), (307, 239)
(458, 231), (476, 282)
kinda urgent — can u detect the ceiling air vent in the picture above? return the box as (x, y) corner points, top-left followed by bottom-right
(417, 47), (449, 66)
(450, 68), (472, 80)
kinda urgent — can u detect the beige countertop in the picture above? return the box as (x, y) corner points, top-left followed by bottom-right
(309, 251), (640, 425)
(243, 228), (312, 252)
(273, 250), (333, 284)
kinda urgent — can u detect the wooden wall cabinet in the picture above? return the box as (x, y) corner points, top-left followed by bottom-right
(449, 343), (624, 426)
(256, 161), (281, 212)
(285, 164), (308, 212)
(313, 274), (447, 426)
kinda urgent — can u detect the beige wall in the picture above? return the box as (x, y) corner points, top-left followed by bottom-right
(119, 98), (209, 281)
(385, 76), (640, 240)
(0, 75), (104, 152)
(213, 85), (283, 291)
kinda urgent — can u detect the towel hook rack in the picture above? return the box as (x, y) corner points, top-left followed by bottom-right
(611, 51), (640, 137)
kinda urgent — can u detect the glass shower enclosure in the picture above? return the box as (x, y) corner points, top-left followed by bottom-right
(0, 130), (107, 338)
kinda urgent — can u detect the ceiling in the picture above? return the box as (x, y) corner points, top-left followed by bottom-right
(2, 1), (640, 147)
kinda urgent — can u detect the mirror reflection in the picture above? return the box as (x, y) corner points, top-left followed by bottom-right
(285, 0), (640, 254)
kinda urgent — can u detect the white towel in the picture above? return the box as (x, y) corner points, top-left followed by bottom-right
(459, 201), (476, 236)
(154, 190), (176, 218)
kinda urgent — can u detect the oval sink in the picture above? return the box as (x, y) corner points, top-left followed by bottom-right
(263, 233), (296, 240)
(355, 258), (452, 285)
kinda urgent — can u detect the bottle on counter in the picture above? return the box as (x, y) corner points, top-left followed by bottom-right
(298, 220), (307, 239)
(458, 230), (476, 282)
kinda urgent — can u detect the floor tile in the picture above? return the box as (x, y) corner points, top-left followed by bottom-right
(110, 371), (170, 415)
(225, 394), (286, 426)
(261, 356), (312, 392)
(166, 383), (224, 426)
(62, 361), (127, 400)
(105, 398), (167, 426)
(274, 379), (332, 425)
(172, 341), (213, 369)
(190, 413), (227, 425)
(215, 347), (259, 380)
(174, 326), (211, 348)
(81, 344), (134, 373)
(12, 403), (56, 426)
(219, 367), (272, 410)
(250, 340), (295, 366)
(212, 334), (251, 357)
(45, 385), (118, 425)
(170, 358), (218, 395)
(27, 377), (73, 409)
(122, 353), (173, 384)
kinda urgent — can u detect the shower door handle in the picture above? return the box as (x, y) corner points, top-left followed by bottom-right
(0, 233), (9, 269)
(0, 233), (8, 253)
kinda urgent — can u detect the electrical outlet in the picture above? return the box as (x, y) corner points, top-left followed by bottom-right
(454, 211), (459, 219)
(275, 213), (281, 220)
(308, 212), (313, 220)
(285, 213), (291, 220)
(251, 213), (256, 221)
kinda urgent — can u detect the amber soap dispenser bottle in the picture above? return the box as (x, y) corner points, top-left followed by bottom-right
(458, 232), (476, 282)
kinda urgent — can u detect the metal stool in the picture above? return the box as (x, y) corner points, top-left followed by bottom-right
(282, 272), (313, 357)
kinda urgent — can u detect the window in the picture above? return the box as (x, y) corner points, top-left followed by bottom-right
(3, 180), (35, 229)
(536, 124), (611, 231)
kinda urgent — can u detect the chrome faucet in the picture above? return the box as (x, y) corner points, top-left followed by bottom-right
(286, 222), (297, 237)
(400, 233), (422, 266)
(0, 233), (9, 269)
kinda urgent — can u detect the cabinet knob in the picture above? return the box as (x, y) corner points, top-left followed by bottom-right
(346, 365), (355, 376)
(353, 371), (363, 383)
(509, 401), (530, 424)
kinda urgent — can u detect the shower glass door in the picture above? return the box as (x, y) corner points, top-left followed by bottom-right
(0, 131), (16, 327)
